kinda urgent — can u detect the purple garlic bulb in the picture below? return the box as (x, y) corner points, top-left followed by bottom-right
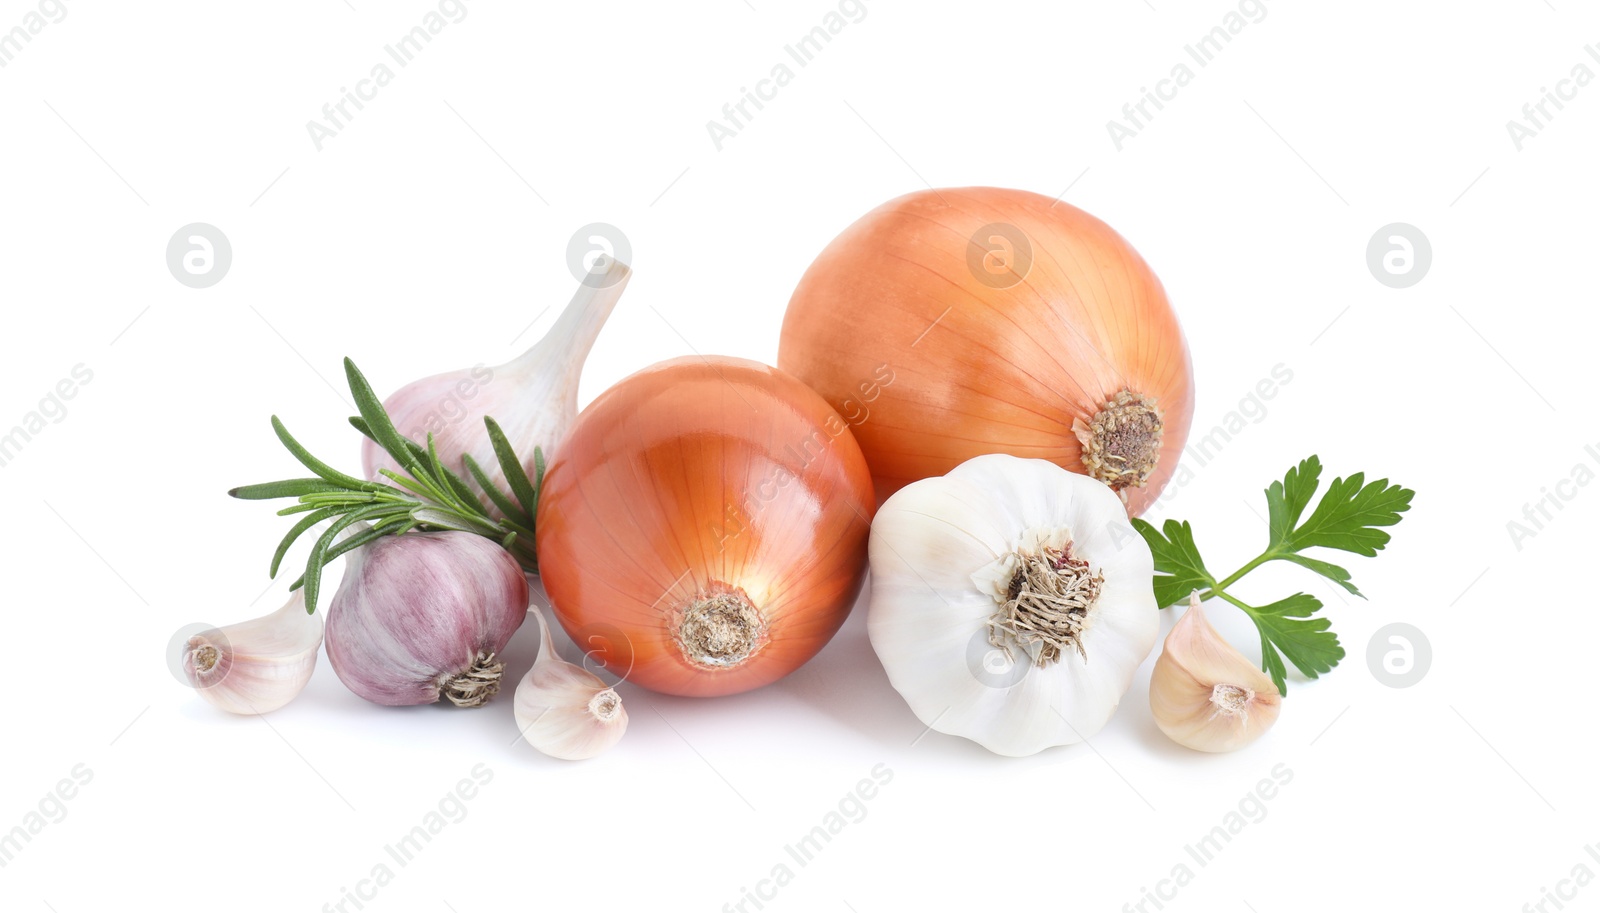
(325, 530), (528, 707)
(361, 257), (630, 506)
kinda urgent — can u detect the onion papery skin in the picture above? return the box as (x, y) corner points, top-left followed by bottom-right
(535, 356), (876, 697)
(778, 186), (1194, 516)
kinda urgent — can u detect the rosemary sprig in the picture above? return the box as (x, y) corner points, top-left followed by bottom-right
(231, 357), (545, 613)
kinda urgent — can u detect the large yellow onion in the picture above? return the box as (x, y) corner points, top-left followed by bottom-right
(778, 187), (1193, 516)
(535, 356), (875, 697)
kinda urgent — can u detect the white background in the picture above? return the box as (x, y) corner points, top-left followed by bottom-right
(2, 1), (1595, 910)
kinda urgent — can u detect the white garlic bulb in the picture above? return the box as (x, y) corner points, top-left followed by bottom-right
(867, 453), (1158, 756)
(180, 591), (323, 715)
(1149, 593), (1281, 752)
(514, 603), (627, 760)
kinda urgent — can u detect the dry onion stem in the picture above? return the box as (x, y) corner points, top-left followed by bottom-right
(1073, 389), (1165, 495)
(677, 591), (767, 668)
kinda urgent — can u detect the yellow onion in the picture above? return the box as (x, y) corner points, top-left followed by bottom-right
(534, 356), (875, 697)
(779, 186), (1193, 516)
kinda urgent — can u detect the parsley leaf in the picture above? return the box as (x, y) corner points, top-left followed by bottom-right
(1263, 455), (1414, 595)
(1277, 461), (1414, 558)
(1279, 554), (1359, 596)
(1231, 593), (1343, 695)
(1265, 455), (1323, 545)
(1136, 455), (1412, 696)
(1131, 518), (1214, 609)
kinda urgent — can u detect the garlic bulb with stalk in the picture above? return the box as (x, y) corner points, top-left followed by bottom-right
(867, 453), (1158, 757)
(179, 591), (322, 715)
(324, 530), (528, 707)
(1150, 593), (1282, 752)
(514, 602), (627, 760)
(361, 256), (630, 503)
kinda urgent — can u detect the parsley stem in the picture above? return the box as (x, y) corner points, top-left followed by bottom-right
(1203, 548), (1281, 597)
(1210, 589), (1255, 615)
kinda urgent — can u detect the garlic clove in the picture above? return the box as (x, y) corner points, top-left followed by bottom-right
(362, 257), (631, 509)
(1149, 593), (1282, 752)
(514, 604), (627, 761)
(180, 591), (323, 715)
